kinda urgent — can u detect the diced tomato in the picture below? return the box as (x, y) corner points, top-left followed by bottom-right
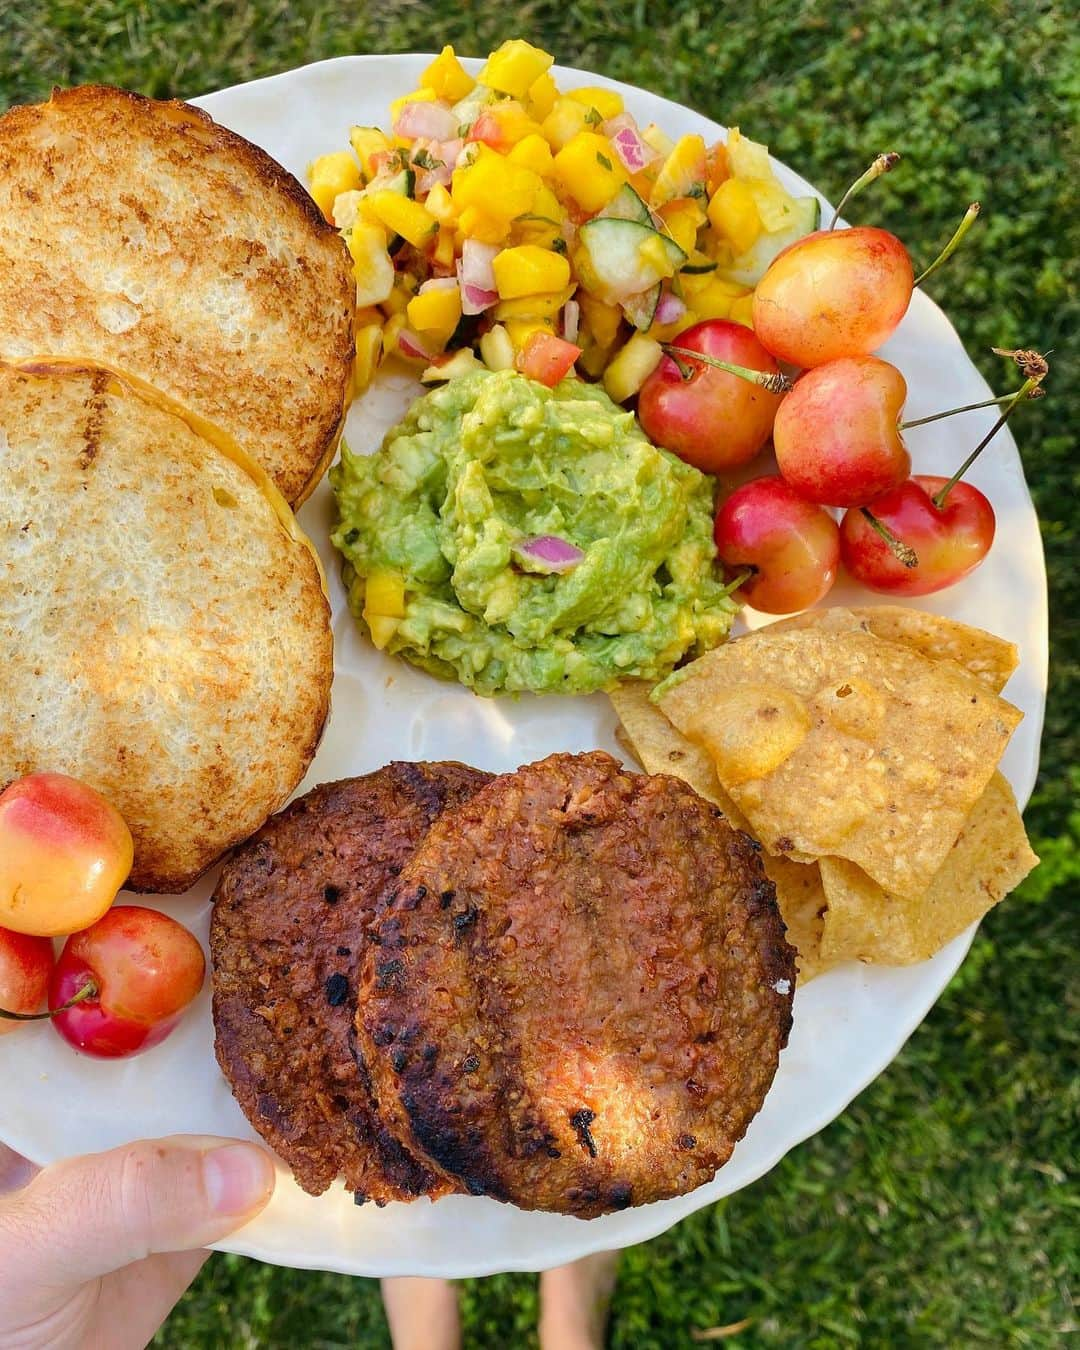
(467, 110), (506, 151)
(514, 331), (582, 386)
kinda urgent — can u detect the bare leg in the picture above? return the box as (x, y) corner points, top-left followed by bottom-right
(538, 1250), (620, 1350)
(380, 1276), (461, 1350)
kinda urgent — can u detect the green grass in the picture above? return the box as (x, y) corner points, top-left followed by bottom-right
(3, 2), (1077, 1344)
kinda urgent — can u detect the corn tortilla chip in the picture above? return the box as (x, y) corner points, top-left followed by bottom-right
(656, 629), (1022, 898)
(819, 772), (1038, 964)
(611, 683), (832, 982)
(610, 682), (750, 831)
(764, 605), (1019, 693)
(760, 853), (834, 983)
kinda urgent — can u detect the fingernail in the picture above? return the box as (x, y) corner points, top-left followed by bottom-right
(203, 1144), (275, 1216)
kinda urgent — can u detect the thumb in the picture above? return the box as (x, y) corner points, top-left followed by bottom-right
(1, 1135), (275, 1287)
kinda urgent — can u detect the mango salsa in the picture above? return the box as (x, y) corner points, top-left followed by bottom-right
(310, 42), (819, 399)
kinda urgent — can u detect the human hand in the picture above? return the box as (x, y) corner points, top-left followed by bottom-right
(0, 1134), (275, 1350)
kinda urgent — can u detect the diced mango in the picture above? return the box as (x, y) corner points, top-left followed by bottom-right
(407, 285), (463, 345)
(421, 348), (486, 383)
(308, 151), (362, 218)
(355, 305), (383, 328)
(707, 178), (761, 254)
(425, 182), (457, 225)
(679, 275), (750, 321)
(350, 323), (384, 400)
(382, 312), (428, 364)
(650, 135), (707, 208)
(553, 132), (627, 212)
(456, 206), (507, 245)
(743, 177), (801, 232)
(492, 244), (571, 299)
(478, 39), (554, 99)
(729, 293), (756, 328)
(603, 333), (663, 403)
(508, 132), (555, 178)
(527, 70), (559, 121)
(511, 182), (564, 249)
(480, 324), (516, 371)
(504, 317), (556, 352)
(705, 141), (730, 196)
(367, 192), (439, 248)
(578, 294), (623, 350)
(493, 284), (575, 320)
(566, 86), (624, 121)
(364, 569), (406, 619)
(366, 614), (400, 650)
(638, 233), (678, 279)
(380, 277), (415, 318)
(432, 227), (457, 270)
(541, 97), (591, 151)
(345, 222), (395, 306)
(658, 197), (707, 255)
(725, 128), (773, 181)
(349, 127), (391, 180)
(452, 146), (540, 227)
(422, 46), (475, 103)
(641, 123), (675, 158)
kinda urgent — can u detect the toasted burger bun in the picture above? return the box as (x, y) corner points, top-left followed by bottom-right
(0, 85), (354, 506)
(0, 360), (333, 892)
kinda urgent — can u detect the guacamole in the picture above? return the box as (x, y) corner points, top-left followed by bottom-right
(330, 370), (737, 696)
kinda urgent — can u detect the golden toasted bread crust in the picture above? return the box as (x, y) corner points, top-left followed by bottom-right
(0, 360), (333, 892)
(0, 85), (355, 505)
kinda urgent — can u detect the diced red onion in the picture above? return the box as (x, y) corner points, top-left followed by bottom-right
(654, 290), (687, 326)
(610, 126), (659, 173)
(393, 100), (459, 142)
(397, 328), (434, 361)
(562, 299), (580, 344)
(457, 271), (499, 314)
(416, 164), (453, 195)
(511, 535), (585, 573)
(461, 238), (498, 289)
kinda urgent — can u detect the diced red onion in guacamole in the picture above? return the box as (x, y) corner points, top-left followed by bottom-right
(511, 535), (585, 573)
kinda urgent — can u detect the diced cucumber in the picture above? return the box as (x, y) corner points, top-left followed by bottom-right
(621, 285), (660, 331)
(369, 165), (415, 198)
(577, 217), (687, 303)
(597, 184), (652, 224)
(718, 196), (820, 287)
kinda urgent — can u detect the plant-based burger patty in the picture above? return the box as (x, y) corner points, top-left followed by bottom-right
(210, 762), (491, 1202)
(357, 751), (796, 1217)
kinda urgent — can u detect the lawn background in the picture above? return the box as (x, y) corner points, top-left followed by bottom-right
(1, 2), (1076, 1344)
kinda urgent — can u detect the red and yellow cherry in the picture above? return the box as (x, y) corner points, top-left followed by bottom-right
(0, 773), (133, 938)
(637, 319), (787, 474)
(839, 474), (995, 596)
(774, 356), (912, 506)
(0, 928), (54, 1035)
(49, 906), (205, 1059)
(752, 226), (914, 368)
(714, 476), (840, 614)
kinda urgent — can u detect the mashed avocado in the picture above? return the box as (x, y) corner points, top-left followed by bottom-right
(330, 370), (737, 696)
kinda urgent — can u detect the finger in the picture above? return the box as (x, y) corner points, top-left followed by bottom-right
(0, 1140), (38, 1194)
(1, 1134), (275, 1287)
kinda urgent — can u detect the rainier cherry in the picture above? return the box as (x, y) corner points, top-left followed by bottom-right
(0, 928), (54, 1034)
(840, 349), (1047, 596)
(774, 356), (911, 506)
(637, 319), (790, 474)
(752, 153), (980, 367)
(48, 906), (205, 1059)
(714, 477), (840, 614)
(0, 773), (133, 937)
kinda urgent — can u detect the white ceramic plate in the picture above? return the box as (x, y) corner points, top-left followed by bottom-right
(0, 56), (1047, 1278)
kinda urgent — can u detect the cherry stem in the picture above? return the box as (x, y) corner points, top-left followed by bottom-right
(900, 386), (1044, 429)
(860, 508), (919, 568)
(721, 568), (754, 595)
(932, 372), (1043, 508)
(662, 345), (793, 395)
(828, 152), (901, 230)
(0, 977), (97, 1022)
(913, 203), (981, 286)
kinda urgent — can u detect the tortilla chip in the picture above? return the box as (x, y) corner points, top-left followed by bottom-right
(610, 682), (750, 832)
(612, 683), (832, 983)
(657, 629), (1022, 899)
(819, 772), (1038, 964)
(764, 605), (1019, 693)
(760, 853), (834, 983)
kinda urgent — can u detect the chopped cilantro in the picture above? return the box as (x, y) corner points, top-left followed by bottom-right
(597, 152), (613, 171)
(412, 148), (445, 171)
(585, 106), (603, 127)
(551, 236), (568, 254)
